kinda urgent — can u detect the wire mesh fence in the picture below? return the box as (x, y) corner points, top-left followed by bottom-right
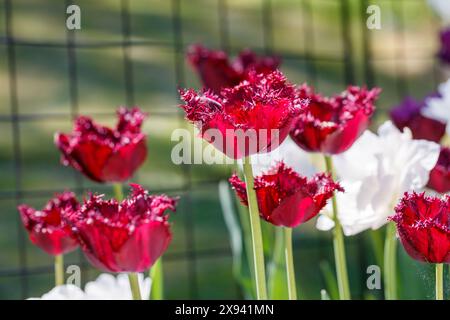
(0, 0), (442, 299)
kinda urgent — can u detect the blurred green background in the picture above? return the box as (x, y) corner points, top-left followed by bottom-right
(0, 0), (447, 299)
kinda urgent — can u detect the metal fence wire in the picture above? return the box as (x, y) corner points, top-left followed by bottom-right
(0, 0), (441, 299)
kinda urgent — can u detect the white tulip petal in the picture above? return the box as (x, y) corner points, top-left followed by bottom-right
(316, 215), (335, 231)
(316, 120), (440, 236)
(28, 273), (152, 300)
(428, 0), (450, 22)
(28, 284), (85, 300)
(238, 137), (317, 177)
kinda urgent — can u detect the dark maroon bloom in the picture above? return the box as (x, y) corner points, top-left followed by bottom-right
(18, 192), (79, 256)
(187, 44), (280, 94)
(289, 85), (380, 155)
(55, 107), (147, 183)
(390, 97), (445, 142)
(290, 85), (381, 154)
(66, 184), (175, 273)
(179, 71), (307, 159)
(438, 27), (450, 65)
(389, 192), (450, 264)
(427, 147), (450, 193)
(229, 162), (343, 228)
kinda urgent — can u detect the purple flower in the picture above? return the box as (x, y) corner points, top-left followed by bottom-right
(390, 96), (446, 143)
(439, 27), (450, 64)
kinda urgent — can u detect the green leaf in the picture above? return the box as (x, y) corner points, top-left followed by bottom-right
(268, 227), (289, 299)
(319, 260), (339, 300)
(218, 181), (255, 299)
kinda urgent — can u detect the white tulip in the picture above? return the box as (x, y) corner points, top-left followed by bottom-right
(84, 273), (151, 300)
(27, 284), (85, 300)
(316, 121), (440, 236)
(28, 273), (151, 300)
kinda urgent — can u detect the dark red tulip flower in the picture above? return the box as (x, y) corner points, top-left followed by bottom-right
(187, 44), (280, 94)
(55, 107), (147, 183)
(66, 184), (175, 273)
(389, 192), (450, 264)
(229, 162), (343, 228)
(290, 84), (380, 155)
(438, 27), (450, 65)
(390, 96), (445, 142)
(427, 147), (450, 193)
(18, 192), (79, 256)
(179, 71), (307, 159)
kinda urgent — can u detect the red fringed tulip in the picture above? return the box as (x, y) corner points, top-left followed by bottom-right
(290, 85), (380, 155)
(55, 107), (147, 183)
(187, 44), (280, 94)
(66, 184), (175, 273)
(390, 96), (445, 142)
(229, 162), (343, 227)
(389, 192), (450, 263)
(18, 192), (79, 256)
(427, 147), (450, 193)
(179, 71), (307, 159)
